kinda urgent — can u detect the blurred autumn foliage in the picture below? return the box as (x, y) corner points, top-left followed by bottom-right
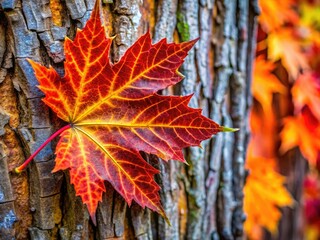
(244, 0), (320, 239)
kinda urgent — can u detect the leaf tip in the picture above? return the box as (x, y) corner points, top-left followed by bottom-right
(177, 71), (185, 79)
(221, 126), (239, 132)
(94, 0), (101, 12)
(191, 37), (200, 44)
(185, 37), (199, 49)
(165, 216), (171, 226)
(90, 213), (97, 226)
(26, 58), (37, 68)
(161, 211), (171, 226)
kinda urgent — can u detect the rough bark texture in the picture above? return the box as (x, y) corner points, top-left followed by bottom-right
(0, 0), (258, 239)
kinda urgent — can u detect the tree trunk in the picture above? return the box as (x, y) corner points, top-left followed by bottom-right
(0, 0), (258, 239)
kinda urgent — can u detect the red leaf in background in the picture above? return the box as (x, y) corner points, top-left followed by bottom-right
(16, 0), (229, 224)
(306, 43), (320, 73)
(292, 72), (320, 120)
(304, 173), (320, 200)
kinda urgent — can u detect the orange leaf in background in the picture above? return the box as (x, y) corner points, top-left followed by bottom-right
(268, 28), (309, 79)
(259, 0), (299, 32)
(244, 143), (294, 236)
(250, 106), (278, 158)
(280, 107), (320, 165)
(292, 72), (320, 120)
(16, 0), (227, 224)
(252, 56), (286, 115)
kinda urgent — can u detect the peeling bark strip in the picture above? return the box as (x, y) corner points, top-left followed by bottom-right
(0, 0), (256, 239)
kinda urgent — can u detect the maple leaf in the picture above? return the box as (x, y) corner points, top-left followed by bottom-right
(258, 0), (299, 33)
(280, 107), (320, 165)
(244, 143), (294, 236)
(268, 28), (309, 79)
(292, 72), (320, 120)
(252, 56), (286, 115)
(16, 0), (230, 224)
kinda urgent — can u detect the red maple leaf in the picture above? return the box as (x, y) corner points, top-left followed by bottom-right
(292, 72), (320, 120)
(16, 0), (231, 224)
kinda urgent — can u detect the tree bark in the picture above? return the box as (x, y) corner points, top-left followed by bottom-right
(0, 0), (258, 239)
